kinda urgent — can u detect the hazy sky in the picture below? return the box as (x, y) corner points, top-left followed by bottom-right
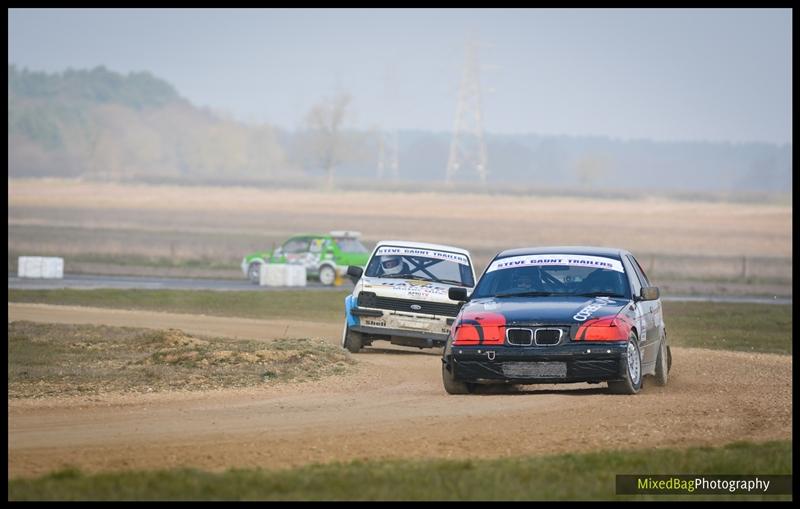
(8, 8), (792, 144)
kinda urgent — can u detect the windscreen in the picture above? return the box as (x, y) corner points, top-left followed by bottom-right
(365, 246), (474, 287)
(471, 253), (630, 299)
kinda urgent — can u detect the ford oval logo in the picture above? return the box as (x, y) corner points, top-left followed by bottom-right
(410, 304), (422, 311)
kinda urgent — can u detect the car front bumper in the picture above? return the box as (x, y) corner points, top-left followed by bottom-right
(351, 324), (449, 345)
(446, 342), (629, 384)
(350, 306), (452, 340)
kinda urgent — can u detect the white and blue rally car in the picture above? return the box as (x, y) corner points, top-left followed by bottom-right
(342, 240), (476, 352)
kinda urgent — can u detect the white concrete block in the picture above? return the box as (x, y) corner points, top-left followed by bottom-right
(17, 256), (64, 279)
(41, 257), (64, 278)
(259, 263), (285, 286)
(18, 257), (42, 278)
(259, 263), (308, 286)
(284, 264), (307, 287)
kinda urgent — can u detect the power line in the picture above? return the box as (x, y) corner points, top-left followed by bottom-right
(377, 129), (399, 180)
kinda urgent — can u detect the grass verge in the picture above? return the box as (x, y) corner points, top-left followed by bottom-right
(7, 441), (791, 501)
(663, 301), (792, 355)
(9, 288), (349, 323)
(8, 290), (792, 355)
(8, 321), (355, 399)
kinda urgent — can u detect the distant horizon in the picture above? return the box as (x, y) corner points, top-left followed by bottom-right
(8, 62), (791, 149)
(8, 8), (792, 145)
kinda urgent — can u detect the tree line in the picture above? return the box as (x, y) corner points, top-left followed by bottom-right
(8, 65), (791, 193)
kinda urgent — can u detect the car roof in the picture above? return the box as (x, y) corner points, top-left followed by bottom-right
(495, 245), (630, 259)
(375, 240), (471, 256)
(289, 233), (363, 240)
(289, 233), (327, 239)
(329, 230), (361, 238)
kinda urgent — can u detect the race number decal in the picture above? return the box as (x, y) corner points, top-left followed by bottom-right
(573, 296), (613, 321)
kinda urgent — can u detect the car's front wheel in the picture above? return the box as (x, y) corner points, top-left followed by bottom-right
(341, 321), (363, 353)
(319, 265), (336, 286)
(608, 333), (643, 395)
(442, 360), (474, 394)
(247, 262), (262, 284)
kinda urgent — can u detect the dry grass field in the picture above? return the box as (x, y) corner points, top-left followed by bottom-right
(8, 178), (792, 285)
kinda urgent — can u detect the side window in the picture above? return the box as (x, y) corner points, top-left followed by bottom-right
(309, 238), (325, 254)
(283, 238), (310, 254)
(627, 255), (651, 287)
(334, 238), (369, 253)
(460, 264), (475, 288)
(621, 256), (643, 297)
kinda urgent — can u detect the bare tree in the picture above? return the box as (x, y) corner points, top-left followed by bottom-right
(304, 92), (352, 188)
(574, 153), (610, 189)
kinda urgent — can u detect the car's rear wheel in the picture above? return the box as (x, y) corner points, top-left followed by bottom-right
(319, 265), (336, 286)
(608, 333), (643, 395)
(654, 336), (669, 386)
(442, 360), (474, 394)
(247, 262), (262, 284)
(341, 321), (363, 353)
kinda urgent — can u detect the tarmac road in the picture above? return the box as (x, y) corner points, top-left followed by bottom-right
(7, 273), (348, 292)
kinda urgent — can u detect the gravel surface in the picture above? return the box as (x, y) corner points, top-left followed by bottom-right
(7, 304), (791, 479)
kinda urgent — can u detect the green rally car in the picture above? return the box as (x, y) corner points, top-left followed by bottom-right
(241, 231), (370, 286)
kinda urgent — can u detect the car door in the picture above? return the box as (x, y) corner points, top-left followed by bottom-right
(280, 237), (312, 265)
(621, 255), (655, 366)
(321, 237), (338, 264)
(625, 254), (660, 366)
(629, 254), (663, 349)
(306, 237), (327, 274)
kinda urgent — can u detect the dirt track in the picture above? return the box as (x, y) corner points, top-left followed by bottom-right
(7, 304), (793, 479)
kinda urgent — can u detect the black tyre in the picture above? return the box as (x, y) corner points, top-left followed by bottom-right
(608, 332), (643, 395)
(341, 321), (363, 353)
(653, 336), (669, 387)
(247, 262), (262, 284)
(442, 360), (474, 394)
(667, 345), (672, 372)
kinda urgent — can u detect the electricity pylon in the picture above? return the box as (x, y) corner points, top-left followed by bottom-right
(446, 35), (488, 184)
(377, 129), (399, 180)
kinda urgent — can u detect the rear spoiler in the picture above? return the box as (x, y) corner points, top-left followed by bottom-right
(330, 230), (362, 238)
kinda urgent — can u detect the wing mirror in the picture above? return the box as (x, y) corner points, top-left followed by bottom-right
(449, 287), (469, 302)
(346, 265), (364, 281)
(640, 286), (660, 301)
